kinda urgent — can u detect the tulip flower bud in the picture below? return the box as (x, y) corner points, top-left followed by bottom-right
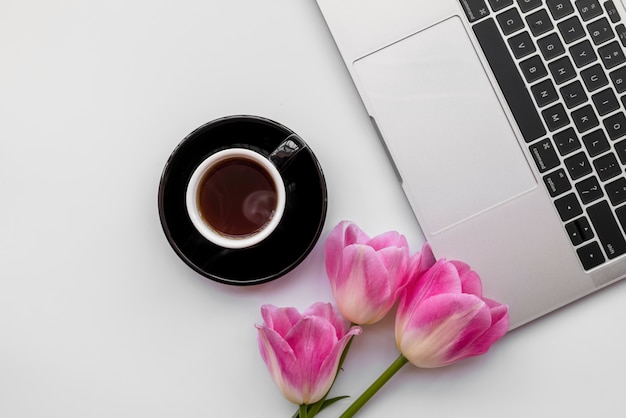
(395, 258), (509, 368)
(256, 302), (361, 405)
(325, 221), (411, 324)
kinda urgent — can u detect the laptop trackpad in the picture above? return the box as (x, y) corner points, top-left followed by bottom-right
(353, 16), (537, 234)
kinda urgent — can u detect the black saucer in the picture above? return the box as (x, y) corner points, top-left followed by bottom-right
(158, 115), (328, 285)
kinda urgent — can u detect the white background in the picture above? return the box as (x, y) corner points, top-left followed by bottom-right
(2, 1), (626, 417)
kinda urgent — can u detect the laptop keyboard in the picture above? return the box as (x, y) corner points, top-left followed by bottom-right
(460, 0), (626, 270)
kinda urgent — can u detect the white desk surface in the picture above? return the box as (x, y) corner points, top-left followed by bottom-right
(2, 1), (626, 417)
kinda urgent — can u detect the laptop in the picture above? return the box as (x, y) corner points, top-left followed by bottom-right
(315, 0), (626, 328)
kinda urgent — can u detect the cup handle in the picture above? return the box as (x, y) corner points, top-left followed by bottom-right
(268, 133), (307, 173)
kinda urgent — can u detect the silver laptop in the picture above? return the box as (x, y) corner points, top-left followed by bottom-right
(315, 0), (626, 328)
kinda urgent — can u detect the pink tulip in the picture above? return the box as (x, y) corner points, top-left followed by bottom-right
(256, 302), (361, 405)
(395, 253), (509, 368)
(325, 221), (411, 324)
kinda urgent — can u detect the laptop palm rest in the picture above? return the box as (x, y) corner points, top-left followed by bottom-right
(353, 16), (537, 234)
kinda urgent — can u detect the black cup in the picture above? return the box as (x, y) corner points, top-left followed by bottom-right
(158, 115), (328, 285)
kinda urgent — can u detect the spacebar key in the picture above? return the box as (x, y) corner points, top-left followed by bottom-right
(473, 18), (546, 143)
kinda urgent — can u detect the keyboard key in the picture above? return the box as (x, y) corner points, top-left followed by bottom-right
(532, 79), (559, 106)
(554, 127), (582, 154)
(566, 216), (594, 245)
(558, 16), (586, 43)
(571, 104), (599, 133)
(565, 151), (593, 179)
(587, 199), (626, 258)
(596, 148), (620, 174)
(547, 0), (575, 20)
(548, 56), (577, 83)
(509, 31), (536, 59)
(603, 112), (626, 139)
(582, 129), (610, 156)
(592, 88), (619, 115)
(609, 65), (626, 92)
(560, 80), (588, 108)
(518, 0), (542, 13)
(520, 55), (548, 82)
(616, 204), (626, 231)
(598, 41), (626, 69)
(614, 138), (626, 163)
(497, 8), (525, 35)
(527, 9), (555, 36)
(577, 241), (605, 269)
(569, 40), (598, 67)
(555, 192), (583, 220)
(565, 222), (584, 245)
(581, 63), (609, 91)
(605, 177), (626, 205)
(473, 19), (547, 142)
(605, 1), (621, 23)
(544, 168), (572, 196)
(488, 0), (514, 11)
(577, 175), (604, 203)
(577, 217), (595, 240)
(616, 23), (626, 46)
(576, 0), (603, 21)
(530, 138), (561, 172)
(542, 102), (570, 131)
(588, 17), (615, 45)
(594, 152), (622, 180)
(460, 0), (491, 22)
(538, 32), (566, 60)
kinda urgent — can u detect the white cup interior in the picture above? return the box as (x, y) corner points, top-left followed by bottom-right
(185, 148), (286, 249)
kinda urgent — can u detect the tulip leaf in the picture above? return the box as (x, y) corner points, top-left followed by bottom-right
(319, 396), (350, 409)
(291, 396), (350, 418)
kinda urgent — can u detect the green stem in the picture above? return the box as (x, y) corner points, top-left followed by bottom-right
(338, 354), (409, 418)
(299, 404), (308, 418)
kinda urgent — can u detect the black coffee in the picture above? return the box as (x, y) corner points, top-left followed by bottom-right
(198, 157), (278, 238)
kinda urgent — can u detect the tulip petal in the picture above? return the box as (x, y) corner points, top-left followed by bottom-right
(332, 245), (397, 324)
(451, 260), (483, 297)
(325, 223), (348, 282)
(326, 222), (371, 280)
(454, 299), (509, 359)
(285, 317), (337, 400)
(368, 230), (408, 251)
(343, 222), (371, 245)
(261, 305), (302, 338)
(405, 243), (437, 282)
(283, 316), (361, 404)
(309, 325), (362, 403)
(412, 260), (462, 303)
(378, 246), (409, 284)
(397, 293), (490, 368)
(397, 260), (462, 332)
(397, 244), (438, 302)
(256, 325), (302, 403)
(304, 302), (349, 339)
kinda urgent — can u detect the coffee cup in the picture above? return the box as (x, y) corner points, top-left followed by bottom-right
(185, 136), (303, 249)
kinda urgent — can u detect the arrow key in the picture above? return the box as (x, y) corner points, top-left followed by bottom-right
(566, 216), (594, 245)
(577, 241), (605, 270)
(555, 192), (583, 221)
